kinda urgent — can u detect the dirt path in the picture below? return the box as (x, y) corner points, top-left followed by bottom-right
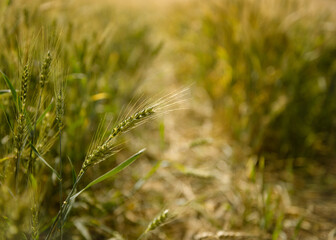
(105, 1), (336, 239)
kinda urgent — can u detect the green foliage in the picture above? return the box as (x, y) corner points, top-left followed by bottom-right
(0, 0), (162, 239)
(0, 0), (161, 162)
(71, 149), (145, 201)
(172, 0), (336, 163)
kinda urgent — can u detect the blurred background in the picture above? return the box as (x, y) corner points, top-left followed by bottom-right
(0, 0), (335, 239)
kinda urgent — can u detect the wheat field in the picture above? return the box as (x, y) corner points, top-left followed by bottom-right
(0, 0), (335, 239)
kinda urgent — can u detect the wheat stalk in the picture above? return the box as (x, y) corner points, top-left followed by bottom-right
(29, 51), (53, 175)
(44, 87), (188, 239)
(56, 87), (65, 239)
(79, 87), (189, 175)
(45, 88), (188, 239)
(52, 63), (66, 240)
(79, 86), (189, 175)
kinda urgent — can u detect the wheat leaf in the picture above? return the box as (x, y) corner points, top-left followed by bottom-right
(71, 148), (145, 200)
(31, 144), (61, 180)
(0, 70), (19, 110)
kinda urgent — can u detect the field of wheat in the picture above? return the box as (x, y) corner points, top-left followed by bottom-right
(0, 0), (335, 239)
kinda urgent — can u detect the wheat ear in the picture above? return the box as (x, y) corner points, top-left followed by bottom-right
(137, 209), (170, 240)
(39, 51), (52, 89)
(145, 209), (169, 232)
(20, 64), (30, 110)
(79, 105), (155, 175)
(14, 64), (31, 189)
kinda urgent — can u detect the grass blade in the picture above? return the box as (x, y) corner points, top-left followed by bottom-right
(36, 100), (54, 125)
(0, 104), (13, 132)
(71, 148), (145, 200)
(30, 144), (61, 180)
(68, 156), (77, 184)
(0, 70), (19, 110)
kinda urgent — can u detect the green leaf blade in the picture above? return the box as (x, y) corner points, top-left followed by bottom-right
(68, 156), (77, 184)
(0, 70), (19, 110)
(36, 100), (54, 125)
(71, 148), (145, 200)
(30, 144), (61, 180)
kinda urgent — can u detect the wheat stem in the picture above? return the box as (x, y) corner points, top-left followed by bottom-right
(59, 129), (63, 240)
(45, 172), (84, 240)
(56, 87), (65, 240)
